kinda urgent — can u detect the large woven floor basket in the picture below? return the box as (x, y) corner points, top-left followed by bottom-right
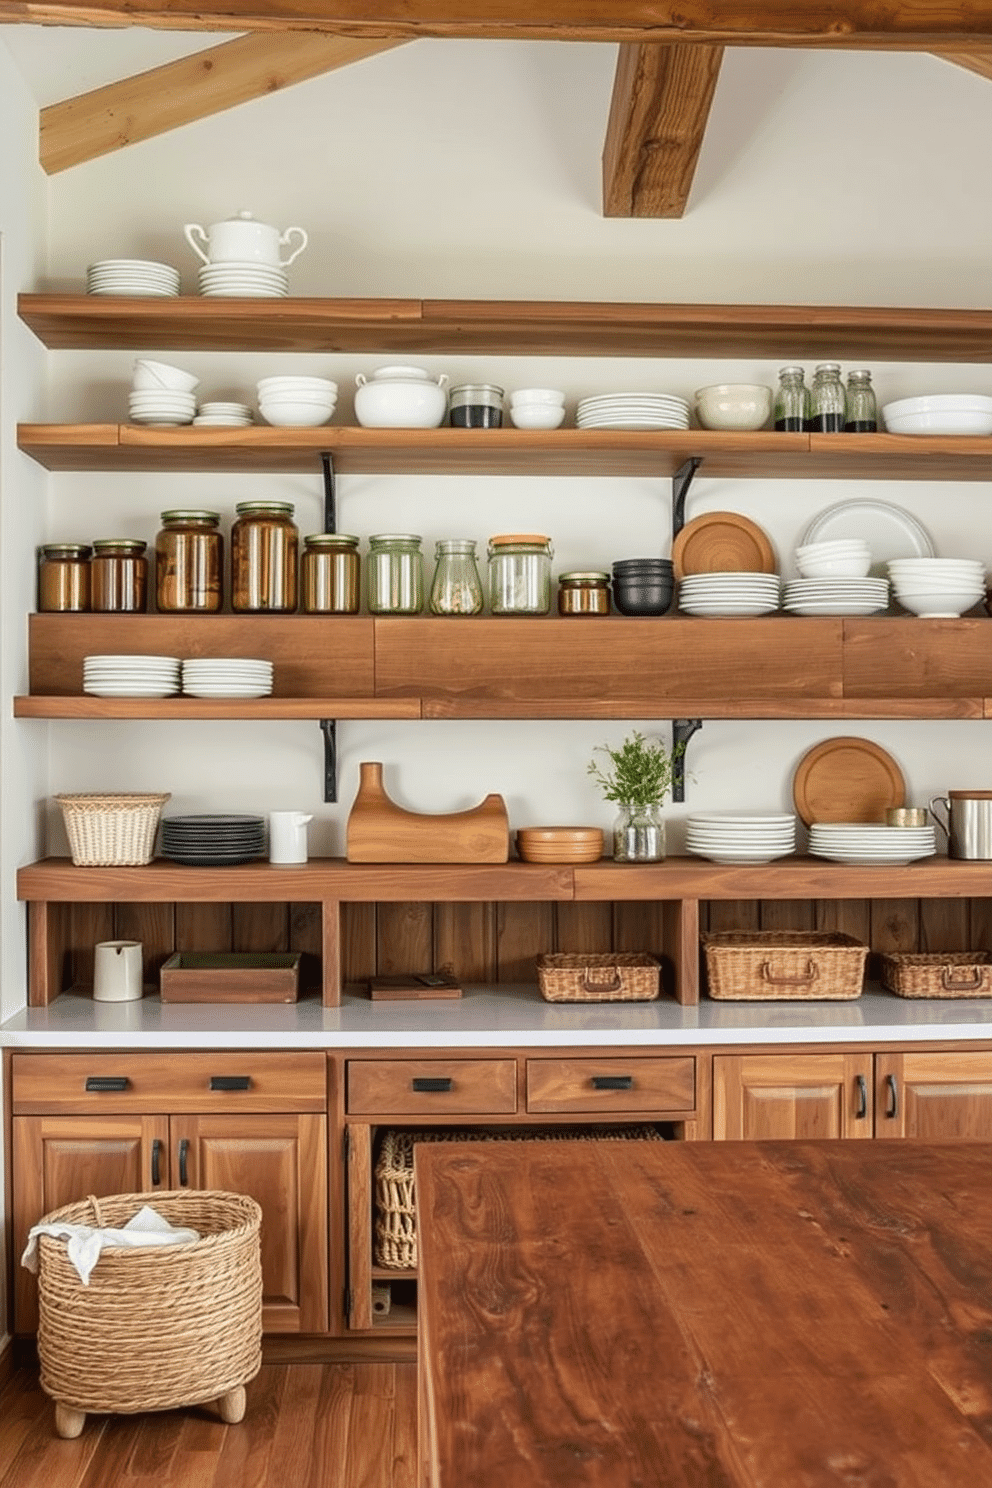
(35, 1190), (263, 1439)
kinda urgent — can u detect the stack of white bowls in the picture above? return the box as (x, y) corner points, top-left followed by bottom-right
(509, 388), (566, 429)
(198, 261), (288, 297)
(181, 658), (273, 698)
(787, 538), (887, 614)
(87, 260), (180, 297)
(129, 358), (199, 426)
(794, 539), (872, 578)
(257, 376), (337, 428)
(887, 558), (986, 618)
(685, 813), (796, 865)
(882, 394), (992, 436)
(678, 572), (781, 616)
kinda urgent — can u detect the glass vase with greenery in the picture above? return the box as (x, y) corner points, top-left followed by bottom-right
(587, 730), (679, 862)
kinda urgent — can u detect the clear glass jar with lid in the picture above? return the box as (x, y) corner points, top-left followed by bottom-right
(558, 570), (611, 616)
(231, 501), (298, 613)
(774, 366), (810, 432)
(429, 539), (484, 615)
(301, 533), (361, 614)
(38, 543), (91, 612)
(810, 363), (846, 433)
(156, 510), (223, 612)
(91, 539), (148, 613)
(488, 534), (554, 615)
(366, 533), (424, 614)
(844, 369), (878, 432)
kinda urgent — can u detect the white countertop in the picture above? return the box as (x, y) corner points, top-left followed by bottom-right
(4, 985), (992, 1049)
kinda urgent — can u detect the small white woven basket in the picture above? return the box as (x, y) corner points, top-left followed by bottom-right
(56, 793), (171, 866)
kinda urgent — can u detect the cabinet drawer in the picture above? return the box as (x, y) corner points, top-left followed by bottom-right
(526, 1057), (695, 1114)
(346, 1059), (517, 1116)
(11, 1052), (327, 1114)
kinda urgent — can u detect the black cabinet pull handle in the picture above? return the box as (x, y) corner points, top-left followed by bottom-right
(885, 1073), (899, 1119)
(151, 1138), (162, 1186)
(178, 1138), (190, 1187)
(592, 1075), (634, 1091)
(412, 1077), (452, 1093)
(854, 1074), (867, 1119)
(210, 1075), (251, 1092)
(85, 1076), (129, 1092)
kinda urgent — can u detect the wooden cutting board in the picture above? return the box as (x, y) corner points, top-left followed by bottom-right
(368, 974), (463, 1000)
(792, 736), (906, 825)
(672, 510), (777, 578)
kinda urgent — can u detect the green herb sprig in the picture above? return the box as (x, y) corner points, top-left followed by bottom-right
(587, 730), (681, 811)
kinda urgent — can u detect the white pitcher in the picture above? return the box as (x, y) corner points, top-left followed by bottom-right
(184, 210), (308, 267)
(269, 811), (313, 864)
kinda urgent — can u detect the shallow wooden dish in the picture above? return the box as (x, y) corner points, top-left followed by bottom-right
(516, 827), (603, 863)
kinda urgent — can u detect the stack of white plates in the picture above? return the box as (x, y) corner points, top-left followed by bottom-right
(576, 393), (690, 430)
(128, 389), (197, 426)
(808, 822), (936, 865)
(192, 401), (254, 428)
(783, 577), (890, 616)
(87, 260), (180, 296)
(181, 658), (273, 698)
(686, 813), (796, 865)
(83, 654), (181, 697)
(678, 572), (781, 616)
(198, 262), (288, 298)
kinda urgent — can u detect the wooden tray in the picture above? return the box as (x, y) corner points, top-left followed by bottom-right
(792, 736), (906, 826)
(672, 511), (776, 579)
(159, 952), (301, 1003)
(369, 974), (463, 1001)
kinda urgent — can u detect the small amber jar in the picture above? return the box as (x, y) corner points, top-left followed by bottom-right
(301, 534), (361, 613)
(557, 570), (611, 615)
(91, 539), (148, 612)
(232, 500), (298, 613)
(38, 543), (92, 612)
(156, 510), (223, 613)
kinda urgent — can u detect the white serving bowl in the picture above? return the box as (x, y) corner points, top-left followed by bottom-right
(257, 392), (337, 406)
(892, 589), (984, 617)
(510, 404), (566, 429)
(694, 382), (772, 431)
(132, 359), (200, 393)
(796, 552), (873, 579)
(888, 559), (985, 578)
(259, 401), (335, 427)
(883, 394), (992, 418)
(510, 387), (565, 406)
(257, 377), (337, 396)
(883, 409), (992, 436)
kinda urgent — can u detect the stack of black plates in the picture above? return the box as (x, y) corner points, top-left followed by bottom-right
(160, 814), (266, 867)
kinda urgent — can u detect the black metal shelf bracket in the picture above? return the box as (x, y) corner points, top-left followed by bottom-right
(320, 451), (336, 533)
(672, 456), (702, 544)
(672, 717), (703, 803)
(319, 718), (338, 803)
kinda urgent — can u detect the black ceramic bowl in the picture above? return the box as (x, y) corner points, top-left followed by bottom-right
(612, 558), (673, 572)
(612, 582), (674, 616)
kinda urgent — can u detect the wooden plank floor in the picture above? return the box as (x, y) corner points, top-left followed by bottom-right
(0, 1364), (418, 1487)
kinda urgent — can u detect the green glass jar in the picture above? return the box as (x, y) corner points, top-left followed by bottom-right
(366, 534), (424, 614)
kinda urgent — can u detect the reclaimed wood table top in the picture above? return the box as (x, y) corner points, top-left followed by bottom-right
(415, 1138), (992, 1487)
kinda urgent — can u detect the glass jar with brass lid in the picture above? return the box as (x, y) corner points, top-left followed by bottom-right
(366, 533), (424, 614)
(301, 533), (361, 614)
(488, 533), (554, 615)
(557, 570), (611, 616)
(91, 539), (148, 613)
(232, 500), (298, 613)
(156, 510), (224, 612)
(37, 543), (92, 612)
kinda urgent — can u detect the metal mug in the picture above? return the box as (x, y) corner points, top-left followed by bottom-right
(929, 791), (992, 859)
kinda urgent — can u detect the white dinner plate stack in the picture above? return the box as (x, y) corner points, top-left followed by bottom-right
(678, 572), (781, 616)
(128, 389), (197, 425)
(198, 262), (288, 298)
(83, 654), (181, 697)
(192, 401), (254, 428)
(576, 393), (690, 430)
(783, 577), (890, 616)
(181, 658), (273, 698)
(808, 822), (937, 866)
(86, 260), (180, 297)
(686, 813), (797, 865)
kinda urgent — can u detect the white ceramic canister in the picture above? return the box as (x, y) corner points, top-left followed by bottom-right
(354, 366), (449, 428)
(93, 940), (144, 1002)
(269, 811), (313, 864)
(184, 210), (308, 267)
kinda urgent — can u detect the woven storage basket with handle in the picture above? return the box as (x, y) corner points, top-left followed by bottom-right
(701, 930), (868, 1001)
(34, 1190), (262, 1434)
(880, 951), (992, 999)
(56, 792), (170, 866)
(535, 952), (660, 1002)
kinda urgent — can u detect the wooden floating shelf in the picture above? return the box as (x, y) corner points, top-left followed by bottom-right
(19, 295), (992, 362)
(16, 423), (992, 479)
(13, 696), (422, 719)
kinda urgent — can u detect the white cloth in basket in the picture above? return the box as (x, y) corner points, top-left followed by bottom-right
(21, 1203), (200, 1286)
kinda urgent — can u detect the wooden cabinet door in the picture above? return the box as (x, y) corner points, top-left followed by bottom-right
(875, 1051), (992, 1139)
(171, 1113), (328, 1333)
(12, 1113), (168, 1332)
(712, 1054), (874, 1141)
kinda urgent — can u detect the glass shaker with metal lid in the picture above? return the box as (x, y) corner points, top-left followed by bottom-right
(810, 363), (846, 433)
(488, 534), (554, 615)
(429, 539), (484, 615)
(156, 510), (224, 612)
(367, 533), (424, 614)
(232, 500), (298, 613)
(774, 366), (810, 432)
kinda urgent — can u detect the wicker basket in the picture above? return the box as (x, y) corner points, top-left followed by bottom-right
(535, 952), (661, 1003)
(701, 930), (868, 1001)
(56, 792), (170, 866)
(35, 1190), (262, 1436)
(880, 951), (992, 999)
(375, 1125), (664, 1269)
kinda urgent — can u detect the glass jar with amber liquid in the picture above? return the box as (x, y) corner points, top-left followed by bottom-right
(156, 510), (224, 612)
(37, 543), (91, 612)
(232, 501), (298, 613)
(91, 539), (148, 612)
(301, 533), (361, 613)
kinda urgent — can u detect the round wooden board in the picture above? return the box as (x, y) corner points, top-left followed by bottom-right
(672, 511), (777, 579)
(792, 736), (906, 826)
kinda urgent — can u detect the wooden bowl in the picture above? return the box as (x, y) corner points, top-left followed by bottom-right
(516, 827), (604, 863)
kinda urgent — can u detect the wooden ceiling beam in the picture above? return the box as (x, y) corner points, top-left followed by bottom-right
(2, 2), (992, 46)
(40, 32), (407, 173)
(603, 42), (722, 218)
